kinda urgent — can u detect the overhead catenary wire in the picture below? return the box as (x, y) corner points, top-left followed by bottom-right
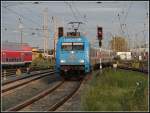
(122, 2), (133, 24)
(22, 6), (53, 32)
(65, 2), (79, 22)
(71, 2), (88, 24)
(117, 13), (124, 36)
(2, 5), (53, 37)
(2, 6), (42, 28)
(117, 2), (133, 38)
(2, 1), (53, 31)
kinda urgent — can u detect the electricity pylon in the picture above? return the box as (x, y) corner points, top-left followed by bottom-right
(43, 8), (49, 57)
(52, 16), (61, 59)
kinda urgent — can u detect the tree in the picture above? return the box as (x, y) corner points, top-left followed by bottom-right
(110, 36), (128, 52)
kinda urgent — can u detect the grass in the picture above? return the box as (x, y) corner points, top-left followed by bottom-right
(81, 68), (148, 111)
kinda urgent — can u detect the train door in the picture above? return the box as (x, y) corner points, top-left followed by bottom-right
(2, 52), (6, 62)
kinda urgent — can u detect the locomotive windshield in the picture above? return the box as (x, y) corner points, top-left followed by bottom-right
(61, 42), (84, 51)
(61, 43), (72, 51)
(73, 43), (84, 50)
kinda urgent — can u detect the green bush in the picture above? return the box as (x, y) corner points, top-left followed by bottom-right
(31, 53), (54, 69)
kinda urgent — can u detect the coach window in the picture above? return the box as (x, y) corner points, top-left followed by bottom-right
(6, 58), (8, 62)
(27, 52), (32, 55)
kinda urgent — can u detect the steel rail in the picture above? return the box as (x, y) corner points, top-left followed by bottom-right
(48, 80), (82, 111)
(2, 69), (53, 85)
(2, 71), (55, 93)
(6, 81), (64, 111)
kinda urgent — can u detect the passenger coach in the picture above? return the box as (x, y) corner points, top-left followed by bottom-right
(1, 41), (32, 67)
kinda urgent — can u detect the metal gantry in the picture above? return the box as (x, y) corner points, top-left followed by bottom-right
(18, 18), (24, 46)
(43, 8), (49, 57)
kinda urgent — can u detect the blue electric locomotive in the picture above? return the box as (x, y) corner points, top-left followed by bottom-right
(55, 22), (113, 77)
(56, 33), (91, 75)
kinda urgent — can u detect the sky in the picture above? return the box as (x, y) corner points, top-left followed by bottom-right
(1, 1), (149, 49)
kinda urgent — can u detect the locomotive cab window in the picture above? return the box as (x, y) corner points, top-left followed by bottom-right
(73, 43), (84, 50)
(61, 42), (84, 51)
(61, 43), (72, 51)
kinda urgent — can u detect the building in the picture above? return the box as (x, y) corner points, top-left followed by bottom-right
(116, 52), (132, 60)
(130, 47), (148, 61)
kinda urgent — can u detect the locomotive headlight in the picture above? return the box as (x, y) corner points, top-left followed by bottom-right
(60, 60), (66, 63)
(71, 51), (74, 54)
(80, 60), (84, 63)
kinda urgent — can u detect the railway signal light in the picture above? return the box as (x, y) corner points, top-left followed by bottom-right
(97, 27), (103, 40)
(58, 27), (64, 38)
(99, 41), (102, 47)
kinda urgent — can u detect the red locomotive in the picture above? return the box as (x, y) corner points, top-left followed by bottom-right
(1, 41), (32, 67)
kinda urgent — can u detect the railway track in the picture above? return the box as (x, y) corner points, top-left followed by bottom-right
(2, 70), (55, 93)
(117, 66), (148, 74)
(2, 73), (61, 111)
(2, 68), (27, 77)
(1, 68), (51, 77)
(48, 80), (82, 111)
(3, 76), (84, 111)
(3, 65), (146, 112)
(2, 69), (53, 85)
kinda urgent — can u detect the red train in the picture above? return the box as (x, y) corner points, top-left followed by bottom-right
(1, 41), (32, 68)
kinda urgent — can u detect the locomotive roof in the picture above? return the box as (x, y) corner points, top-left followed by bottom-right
(2, 41), (32, 51)
(59, 35), (89, 42)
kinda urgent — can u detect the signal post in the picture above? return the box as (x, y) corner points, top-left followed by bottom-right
(97, 26), (103, 71)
